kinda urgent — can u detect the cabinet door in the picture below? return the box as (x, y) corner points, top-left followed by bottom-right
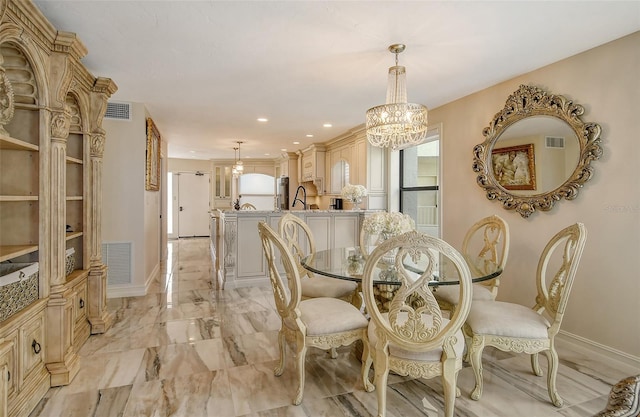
(2, 332), (17, 402)
(305, 215), (332, 252)
(20, 311), (45, 384)
(236, 216), (268, 278)
(0, 340), (12, 417)
(333, 215), (359, 248)
(73, 281), (88, 325)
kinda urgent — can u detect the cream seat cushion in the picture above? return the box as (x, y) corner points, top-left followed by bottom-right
(367, 313), (465, 361)
(300, 276), (358, 299)
(435, 284), (494, 304)
(299, 297), (368, 336)
(466, 300), (551, 339)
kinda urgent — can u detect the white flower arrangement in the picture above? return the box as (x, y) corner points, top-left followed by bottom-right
(362, 211), (416, 237)
(341, 183), (368, 202)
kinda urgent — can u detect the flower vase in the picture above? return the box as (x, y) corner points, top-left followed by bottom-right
(351, 198), (362, 211)
(378, 232), (398, 264)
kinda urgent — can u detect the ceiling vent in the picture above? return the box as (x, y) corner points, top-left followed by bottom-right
(105, 101), (132, 121)
(545, 136), (565, 149)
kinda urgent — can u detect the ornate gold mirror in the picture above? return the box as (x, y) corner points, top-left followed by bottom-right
(473, 85), (602, 218)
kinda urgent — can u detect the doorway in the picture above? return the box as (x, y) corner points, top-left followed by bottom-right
(169, 172), (211, 238)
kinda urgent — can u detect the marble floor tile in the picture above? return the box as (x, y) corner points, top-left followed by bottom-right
(30, 238), (633, 417)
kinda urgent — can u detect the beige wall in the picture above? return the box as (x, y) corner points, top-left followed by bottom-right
(103, 102), (161, 296)
(431, 32), (639, 358)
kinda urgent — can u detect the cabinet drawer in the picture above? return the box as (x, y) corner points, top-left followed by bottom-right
(20, 311), (45, 382)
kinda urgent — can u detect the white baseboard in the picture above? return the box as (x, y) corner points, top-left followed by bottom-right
(107, 284), (147, 298)
(558, 330), (640, 370)
(107, 263), (160, 298)
(145, 263), (160, 294)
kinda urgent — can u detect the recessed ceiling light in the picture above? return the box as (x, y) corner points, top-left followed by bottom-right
(257, 118), (268, 122)
(264, 153), (270, 156)
(323, 123), (332, 128)
(189, 150), (196, 153)
(293, 141), (300, 145)
(281, 148), (287, 152)
(306, 134), (313, 138)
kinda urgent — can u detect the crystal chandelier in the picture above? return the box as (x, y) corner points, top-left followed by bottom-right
(233, 141), (244, 176)
(366, 44), (428, 150)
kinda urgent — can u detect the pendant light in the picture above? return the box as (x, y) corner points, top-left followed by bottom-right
(233, 141), (244, 175)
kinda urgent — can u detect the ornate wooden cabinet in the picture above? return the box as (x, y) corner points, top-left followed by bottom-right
(0, 0), (116, 414)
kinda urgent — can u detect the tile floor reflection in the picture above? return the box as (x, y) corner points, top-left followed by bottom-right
(30, 238), (635, 417)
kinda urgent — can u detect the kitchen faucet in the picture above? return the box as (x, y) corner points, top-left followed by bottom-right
(292, 185), (307, 210)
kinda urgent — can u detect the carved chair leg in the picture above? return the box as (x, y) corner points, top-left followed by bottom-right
(330, 347), (338, 359)
(469, 336), (485, 401)
(531, 352), (543, 376)
(274, 330), (286, 376)
(361, 336), (375, 392)
(441, 360), (458, 417)
(374, 349), (390, 417)
(294, 338), (307, 406)
(544, 348), (563, 407)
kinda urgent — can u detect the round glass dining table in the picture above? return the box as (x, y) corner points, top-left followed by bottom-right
(300, 246), (502, 287)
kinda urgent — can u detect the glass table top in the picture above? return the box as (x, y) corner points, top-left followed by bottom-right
(301, 246), (502, 287)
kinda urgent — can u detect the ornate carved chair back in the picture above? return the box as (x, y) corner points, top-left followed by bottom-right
(462, 214), (510, 298)
(534, 222), (587, 334)
(278, 213), (315, 279)
(361, 230), (472, 417)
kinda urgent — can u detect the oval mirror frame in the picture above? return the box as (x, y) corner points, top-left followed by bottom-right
(473, 85), (602, 218)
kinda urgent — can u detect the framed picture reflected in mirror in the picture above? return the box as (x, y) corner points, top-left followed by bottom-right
(491, 143), (536, 191)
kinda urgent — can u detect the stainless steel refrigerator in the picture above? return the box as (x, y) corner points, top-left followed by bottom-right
(277, 176), (289, 210)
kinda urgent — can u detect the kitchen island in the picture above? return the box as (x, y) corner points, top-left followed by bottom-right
(210, 210), (365, 289)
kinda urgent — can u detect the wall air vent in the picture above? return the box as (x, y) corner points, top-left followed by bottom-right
(545, 136), (565, 149)
(102, 242), (133, 285)
(105, 101), (132, 121)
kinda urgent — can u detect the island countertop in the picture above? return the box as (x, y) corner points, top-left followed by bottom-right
(209, 210), (366, 289)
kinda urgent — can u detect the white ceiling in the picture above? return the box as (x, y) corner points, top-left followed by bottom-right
(33, 1), (639, 161)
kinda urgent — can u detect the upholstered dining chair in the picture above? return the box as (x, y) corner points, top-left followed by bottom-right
(278, 213), (358, 301)
(361, 230), (473, 417)
(463, 222), (587, 407)
(257, 222), (370, 406)
(434, 214), (510, 311)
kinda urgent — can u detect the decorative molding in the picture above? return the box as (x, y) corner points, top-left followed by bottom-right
(90, 129), (105, 157)
(0, 66), (15, 135)
(50, 106), (71, 139)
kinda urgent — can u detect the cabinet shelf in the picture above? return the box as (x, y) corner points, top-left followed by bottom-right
(65, 231), (83, 241)
(0, 245), (38, 263)
(0, 134), (39, 151)
(65, 269), (89, 285)
(65, 156), (83, 165)
(0, 195), (38, 201)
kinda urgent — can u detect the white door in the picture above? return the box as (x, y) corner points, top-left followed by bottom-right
(178, 172), (210, 237)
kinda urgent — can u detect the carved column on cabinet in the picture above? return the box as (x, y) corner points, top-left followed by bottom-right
(86, 78), (117, 334)
(46, 106), (80, 386)
(87, 129), (111, 333)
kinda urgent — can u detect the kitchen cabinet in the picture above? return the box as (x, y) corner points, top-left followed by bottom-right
(214, 165), (233, 209)
(298, 145), (326, 194)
